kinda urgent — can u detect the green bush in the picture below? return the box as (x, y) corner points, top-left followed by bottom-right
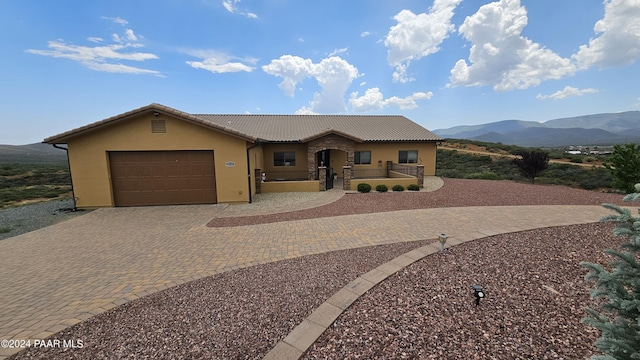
(392, 184), (405, 192)
(407, 184), (420, 191)
(464, 171), (500, 180)
(570, 157), (583, 163)
(437, 146), (615, 190)
(0, 226), (11, 234)
(375, 184), (388, 192)
(357, 183), (372, 193)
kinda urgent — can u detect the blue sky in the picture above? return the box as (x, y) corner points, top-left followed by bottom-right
(1, 0), (639, 145)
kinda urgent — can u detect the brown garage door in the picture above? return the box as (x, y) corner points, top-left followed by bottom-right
(109, 151), (217, 206)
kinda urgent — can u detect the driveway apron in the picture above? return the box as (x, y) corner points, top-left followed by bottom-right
(0, 203), (614, 358)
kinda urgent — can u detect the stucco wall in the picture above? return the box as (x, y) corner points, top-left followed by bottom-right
(261, 180), (320, 193)
(261, 143), (308, 179)
(248, 145), (264, 197)
(353, 142), (437, 176)
(66, 112), (252, 207)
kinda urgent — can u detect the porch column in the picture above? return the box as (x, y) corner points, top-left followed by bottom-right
(318, 166), (327, 191)
(386, 161), (393, 177)
(346, 148), (355, 179)
(416, 164), (424, 188)
(342, 165), (351, 191)
(308, 149), (316, 180)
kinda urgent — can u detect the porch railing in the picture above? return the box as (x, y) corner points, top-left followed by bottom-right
(390, 163), (418, 177)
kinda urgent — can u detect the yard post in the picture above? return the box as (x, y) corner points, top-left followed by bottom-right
(318, 166), (327, 191)
(417, 164), (424, 188)
(343, 165), (351, 191)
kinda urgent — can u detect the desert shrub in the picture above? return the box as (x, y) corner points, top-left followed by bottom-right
(0, 185), (70, 207)
(392, 184), (405, 192)
(375, 184), (388, 192)
(357, 183), (371, 193)
(0, 227), (11, 234)
(465, 171), (499, 180)
(407, 184), (420, 191)
(570, 157), (583, 163)
(584, 156), (598, 163)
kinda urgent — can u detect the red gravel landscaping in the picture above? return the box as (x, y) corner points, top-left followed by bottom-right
(209, 178), (627, 227)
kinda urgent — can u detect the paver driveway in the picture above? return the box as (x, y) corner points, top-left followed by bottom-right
(0, 195), (616, 358)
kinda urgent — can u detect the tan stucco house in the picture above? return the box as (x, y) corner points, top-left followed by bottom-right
(44, 103), (443, 208)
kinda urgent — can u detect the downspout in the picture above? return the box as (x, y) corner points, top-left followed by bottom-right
(246, 139), (263, 204)
(51, 143), (77, 211)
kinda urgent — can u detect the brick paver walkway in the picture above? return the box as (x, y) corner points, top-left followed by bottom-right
(0, 194), (615, 358)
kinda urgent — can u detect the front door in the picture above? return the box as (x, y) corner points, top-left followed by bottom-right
(316, 150), (333, 189)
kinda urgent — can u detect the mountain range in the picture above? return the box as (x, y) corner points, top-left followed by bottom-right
(433, 111), (640, 147)
(0, 142), (68, 163)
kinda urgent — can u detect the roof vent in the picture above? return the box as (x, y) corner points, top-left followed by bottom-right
(151, 119), (166, 133)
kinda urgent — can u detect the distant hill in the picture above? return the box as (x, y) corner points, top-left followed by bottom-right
(434, 111), (640, 147)
(0, 143), (67, 163)
(543, 111), (640, 132)
(433, 120), (545, 139)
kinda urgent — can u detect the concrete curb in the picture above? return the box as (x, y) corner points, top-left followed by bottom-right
(263, 240), (446, 360)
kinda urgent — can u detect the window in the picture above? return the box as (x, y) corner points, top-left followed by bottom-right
(274, 152), (296, 166)
(398, 150), (418, 164)
(354, 151), (371, 165)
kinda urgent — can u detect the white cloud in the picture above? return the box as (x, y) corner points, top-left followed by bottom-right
(222, 0), (258, 18)
(294, 106), (318, 115)
(84, 62), (162, 75)
(328, 48), (348, 57)
(536, 86), (598, 100)
(26, 40), (161, 76)
(360, 31), (371, 37)
(185, 50), (255, 73)
(349, 87), (433, 112)
(384, 0), (462, 83)
(27, 16), (159, 76)
(449, 0), (575, 91)
(262, 55), (359, 113)
(101, 16), (128, 26)
(124, 29), (138, 41)
(573, 0), (640, 69)
(262, 55), (315, 96)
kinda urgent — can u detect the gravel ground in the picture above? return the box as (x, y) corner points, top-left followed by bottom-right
(8, 179), (631, 359)
(0, 199), (89, 241)
(304, 222), (620, 360)
(209, 178), (626, 227)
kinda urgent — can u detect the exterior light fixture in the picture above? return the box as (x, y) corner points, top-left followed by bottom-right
(438, 233), (448, 253)
(472, 285), (485, 306)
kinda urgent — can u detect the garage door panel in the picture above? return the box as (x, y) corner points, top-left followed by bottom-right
(109, 150), (217, 206)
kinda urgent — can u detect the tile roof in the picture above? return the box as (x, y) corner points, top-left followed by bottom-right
(43, 103), (443, 144)
(43, 103), (257, 144)
(196, 114), (443, 142)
